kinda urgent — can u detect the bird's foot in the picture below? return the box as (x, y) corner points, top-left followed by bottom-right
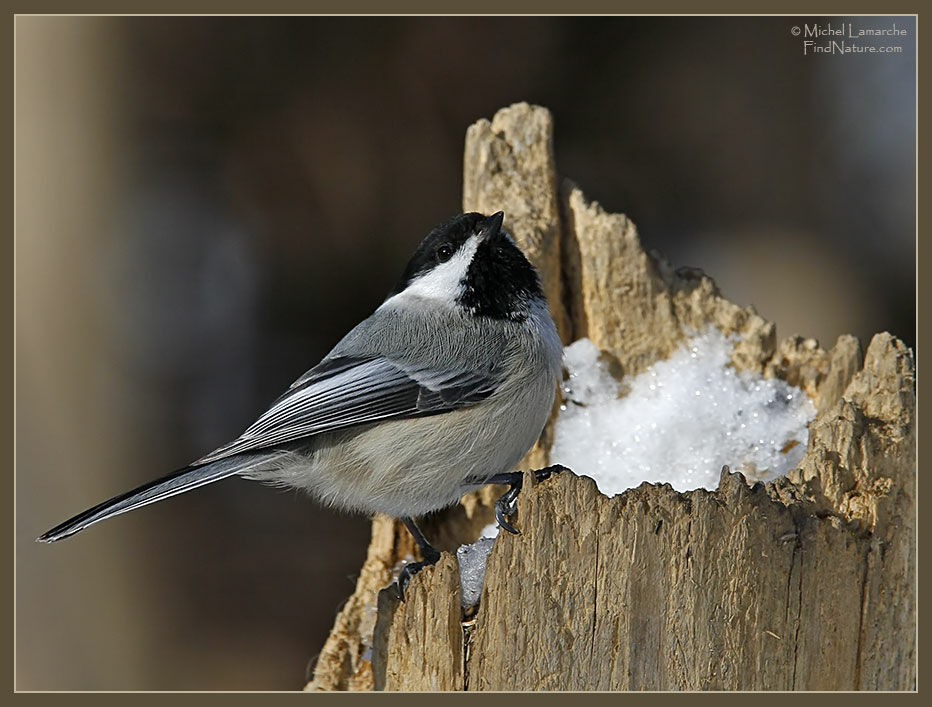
(532, 464), (568, 483)
(396, 517), (442, 601)
(395, 550), (441, 601)
(494, 479), (523, 534)
(494, 464), (568, 535)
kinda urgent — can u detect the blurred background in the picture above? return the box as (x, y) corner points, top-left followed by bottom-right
(16, 15), (915, 690)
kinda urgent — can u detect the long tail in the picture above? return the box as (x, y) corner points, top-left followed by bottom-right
(37, 451), (285, 543)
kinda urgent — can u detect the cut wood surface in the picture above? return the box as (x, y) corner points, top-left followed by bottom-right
(305, 103), (915, 692)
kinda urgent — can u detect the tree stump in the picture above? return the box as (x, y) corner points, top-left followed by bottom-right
(305, 103), (915, 692)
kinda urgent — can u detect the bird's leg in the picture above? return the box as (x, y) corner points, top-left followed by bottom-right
(469, 465), (569, 535)
(396, 516), (442, 601)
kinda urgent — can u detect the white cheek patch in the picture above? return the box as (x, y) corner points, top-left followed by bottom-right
(390, 235), (481, 305)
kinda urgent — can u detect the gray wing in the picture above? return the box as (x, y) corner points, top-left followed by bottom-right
(195, 354), (503, 465)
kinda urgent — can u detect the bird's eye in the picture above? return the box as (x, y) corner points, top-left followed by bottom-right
(436, 244), (454, 263)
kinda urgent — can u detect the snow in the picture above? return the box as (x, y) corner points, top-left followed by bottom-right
(478, 522), (500, 540)
(549, 328), (816, 494)
(455, 523), (500, 608)
(457, 537), (496, 607)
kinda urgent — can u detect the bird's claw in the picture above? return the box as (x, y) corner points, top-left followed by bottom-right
(495, 493), (521, 534)
(394, 549), (441, 602)
(494, 464), (568, 535)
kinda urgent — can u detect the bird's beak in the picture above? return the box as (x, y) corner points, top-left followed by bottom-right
(482, 211), (505, 242)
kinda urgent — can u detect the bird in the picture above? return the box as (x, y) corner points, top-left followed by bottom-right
(38, 211), (565, 599)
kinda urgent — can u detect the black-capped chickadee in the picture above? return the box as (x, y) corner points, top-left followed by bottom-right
(38, 211), (565, 598)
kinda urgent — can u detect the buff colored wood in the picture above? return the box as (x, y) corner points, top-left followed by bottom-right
(305, 104), (915, 692)
(372, 555), (464, 691)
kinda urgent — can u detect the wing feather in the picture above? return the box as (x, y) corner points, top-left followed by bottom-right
(195, 354), (502, 465)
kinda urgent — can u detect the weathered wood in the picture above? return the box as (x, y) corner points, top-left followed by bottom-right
(372, 555), (464, 691)
(472, 470), (819, 690)
(306, 494), (497, 691)
(562, 182), (777, 378)
(306, 103), (915, 691)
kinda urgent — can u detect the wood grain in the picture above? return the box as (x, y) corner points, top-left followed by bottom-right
(306, 104), (915, 692)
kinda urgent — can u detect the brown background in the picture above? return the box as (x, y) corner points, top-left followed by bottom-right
(15, 15), (915, 690)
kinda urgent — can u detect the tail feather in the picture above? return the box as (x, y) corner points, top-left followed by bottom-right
(37, 452), (283, 543)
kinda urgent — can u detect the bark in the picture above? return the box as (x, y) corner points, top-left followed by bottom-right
(305, 103), (915, 692)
